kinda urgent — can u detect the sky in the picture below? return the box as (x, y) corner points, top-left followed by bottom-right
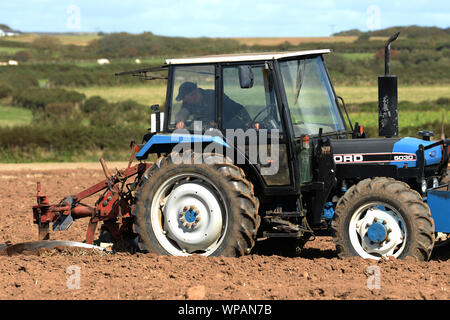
(0, 0), (449, 37)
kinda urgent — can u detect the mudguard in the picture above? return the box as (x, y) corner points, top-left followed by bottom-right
(136, 133), (230, 160)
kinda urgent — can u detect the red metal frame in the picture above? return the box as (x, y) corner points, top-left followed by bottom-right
(32, 161), (151, 244)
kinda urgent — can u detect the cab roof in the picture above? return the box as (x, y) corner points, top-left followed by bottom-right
(164, 49), (331, 65)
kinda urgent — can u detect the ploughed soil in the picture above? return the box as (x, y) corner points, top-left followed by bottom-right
(0, 163), (448, 300)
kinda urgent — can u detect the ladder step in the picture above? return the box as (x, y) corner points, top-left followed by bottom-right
(261, 232), (302, 239)
(264, 212), (303, 218)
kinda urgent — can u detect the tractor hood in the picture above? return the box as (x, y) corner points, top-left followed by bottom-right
(329, 137), (443, 168)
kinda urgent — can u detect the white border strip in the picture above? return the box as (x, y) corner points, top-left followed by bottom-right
(165, 49), (331, 65)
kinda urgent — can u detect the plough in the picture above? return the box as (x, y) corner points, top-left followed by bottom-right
(23, 145), (151, 254)
(33, 161), (150, 245)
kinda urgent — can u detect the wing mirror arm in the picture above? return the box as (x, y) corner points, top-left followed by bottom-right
(337, 95), (353, 132)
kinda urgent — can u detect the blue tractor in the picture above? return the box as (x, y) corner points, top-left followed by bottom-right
(111, 33), (449, 260)
(30, 34), (449, 260)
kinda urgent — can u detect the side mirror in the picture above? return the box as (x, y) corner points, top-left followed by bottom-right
(238, 65), (254, 89)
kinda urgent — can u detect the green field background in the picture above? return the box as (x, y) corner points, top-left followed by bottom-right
(0, 28), (449, 162)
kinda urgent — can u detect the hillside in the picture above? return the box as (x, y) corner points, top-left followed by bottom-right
(0, 24), (449, 162)
(0, 24), (12, 31)
(333, 25), (450, 38)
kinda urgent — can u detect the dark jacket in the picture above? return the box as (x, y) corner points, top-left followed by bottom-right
(175, 88), (251, 128)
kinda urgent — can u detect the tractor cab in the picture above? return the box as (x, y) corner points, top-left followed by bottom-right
(127, 50), (350, 195)
(161, 50), (347, 139)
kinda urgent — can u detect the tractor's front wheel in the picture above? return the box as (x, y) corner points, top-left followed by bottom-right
(132, 151), (260, 257)
(332, 177), (435, 261)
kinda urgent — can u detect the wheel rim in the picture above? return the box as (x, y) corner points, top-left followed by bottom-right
(348, 202), (407, 259)
(150, 173), (227, 256)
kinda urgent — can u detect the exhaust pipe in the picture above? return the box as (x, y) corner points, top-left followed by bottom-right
(378, 32), (400, 138)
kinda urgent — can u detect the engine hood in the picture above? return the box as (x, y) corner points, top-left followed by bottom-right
(329, 137), (442, 168)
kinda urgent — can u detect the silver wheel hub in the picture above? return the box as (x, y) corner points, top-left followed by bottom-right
(349, 204), (406, 259)
(150, 174), (226, 256)
(178, 205), (201, 231)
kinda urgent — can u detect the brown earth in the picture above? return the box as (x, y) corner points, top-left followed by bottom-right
(0, 163), (448, 300)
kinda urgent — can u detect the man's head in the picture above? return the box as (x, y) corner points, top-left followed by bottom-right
(176, 82), (201, 104)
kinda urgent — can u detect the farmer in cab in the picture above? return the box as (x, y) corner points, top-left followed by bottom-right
(175, 81), (251, 130)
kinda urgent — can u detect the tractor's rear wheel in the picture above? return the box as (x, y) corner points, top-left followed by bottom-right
(132, 151), (260, 257)
(332, 177), (435, 261)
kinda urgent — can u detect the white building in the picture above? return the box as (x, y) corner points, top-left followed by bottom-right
(0, 29), (21, 37)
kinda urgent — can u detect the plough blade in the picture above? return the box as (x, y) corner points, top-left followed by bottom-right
(0, 240), (107, 256)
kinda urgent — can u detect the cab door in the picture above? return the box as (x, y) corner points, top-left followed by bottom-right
(219, 62), (294, 193)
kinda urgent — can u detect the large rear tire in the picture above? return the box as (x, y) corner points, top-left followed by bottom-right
(332, 177), (435, 261)
(132, 151), (260, 257)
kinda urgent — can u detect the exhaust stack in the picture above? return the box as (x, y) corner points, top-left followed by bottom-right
(378, 32), (400, 138)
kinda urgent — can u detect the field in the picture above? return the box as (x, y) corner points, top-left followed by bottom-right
(340, 53), (373, 61)
(0, 29), (449, 303)
(1, 84), (448, 134)
(0, 46), (28, 54)
(0, 105), (32, 127)
(6, 33), (101, 46)
(72, 85), (450, 138)
(351, 109), (448, 127)
(2, 33), (391, 49)
(234, 36), (358, 46)
(73, 84), (167, 106)
(73, 84), (450, 105)
(232, 36), (396, 47)
(0, 164), (448, 300)
(71, 57), (165, 67)
(334, 86), (450, 104)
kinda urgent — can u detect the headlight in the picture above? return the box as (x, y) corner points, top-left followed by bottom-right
(421, 179), (428, 193)
(432, 177), (439, 188)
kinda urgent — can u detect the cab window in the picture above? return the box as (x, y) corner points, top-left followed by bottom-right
(222, 65), (282, 131)
(169, 65), (216, 131)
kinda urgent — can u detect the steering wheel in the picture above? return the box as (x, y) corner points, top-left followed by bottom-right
(249, 104), (279, 129)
